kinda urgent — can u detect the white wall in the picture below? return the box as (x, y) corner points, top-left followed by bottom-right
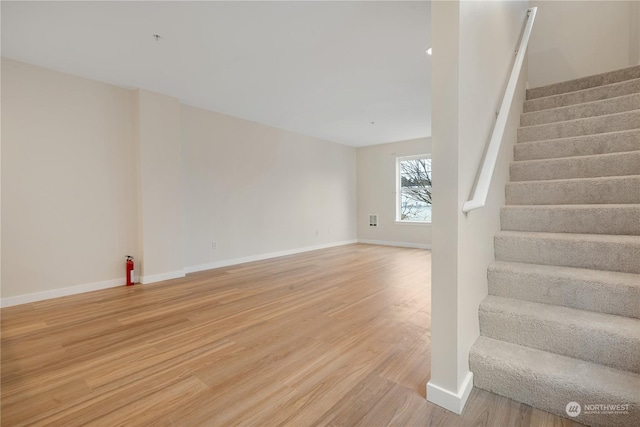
(1, 58), (139, 300)
(356, 137), (431, 248)
(456, 0), (528, 405)
(1, 59), (358, 305)
(136, 90), (185, 283)
(180, 104), (357, 272)
(529, 1), (639, 87)
(429, 0), (461, 407)
(428, 0), (529, 414)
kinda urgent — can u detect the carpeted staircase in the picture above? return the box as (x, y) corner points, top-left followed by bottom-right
(469, 65), (640, 427)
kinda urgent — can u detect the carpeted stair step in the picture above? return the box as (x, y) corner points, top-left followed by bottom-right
(500, 204), (640, 235)
(520, 93), (640, 127)
(518, 110), (640, 143)
(524, 78), (640, 113)
(488, 261), (640, 318)
(470, 336), (640, 427)
(510, 151), (640, 181)
(477, 64), (640, 425)
(514, 129), (640, 161)
(479, 295), (640, 373)
(505, 175), (640, 205)
(494, 231), (640, 274)
(526, 64), (640, 100)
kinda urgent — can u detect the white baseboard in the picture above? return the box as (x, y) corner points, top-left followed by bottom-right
(0, 276), (134, 308)
(184, 239), (358, 274)
(426, 372), (474, 415)
(357, 239), (431, 250)
(140, 270), (186, 285)
(1, 240), (358, 307)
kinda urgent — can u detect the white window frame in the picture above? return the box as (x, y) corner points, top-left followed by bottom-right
(395, 153), (432, 225)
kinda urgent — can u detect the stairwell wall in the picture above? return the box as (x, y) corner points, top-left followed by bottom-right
(529, 0), (639, 87)
(428, 0), (529, 414)
(456, 0), (529, 405)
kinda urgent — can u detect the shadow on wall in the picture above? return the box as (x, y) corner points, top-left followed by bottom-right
(528, 49), (575, 88)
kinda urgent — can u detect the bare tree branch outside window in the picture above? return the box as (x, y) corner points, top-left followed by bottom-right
(399, 157), (431, 221)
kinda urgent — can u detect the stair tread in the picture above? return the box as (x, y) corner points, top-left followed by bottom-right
(471, 336), (640, 427)
(500, 204), (640, 235)
(488, 261), (640, 319)
(516, 128), (640, 145)
(502, 203), (640, 209)
(514, 129), (640, 161)
(511, 150), (640, 165)
(495, 231), (640, 274)
(517, 110), (640, 143)
(490, 260), (640, 287)
(524, 91), (640, 112)
(496, 230), (640, 243)
(506, 174), (640, 184)
(520, 93), (640, 127)
(509, 150), (640, 181)
(480, 295), (640, 372)
(471, 336), (640, 397)
(481, 295), (640, 335)
(523, 78), (640, 113)
(526, 64), (640, 100)
(505, 175), (640, 206)
(518, 108), (640, 132)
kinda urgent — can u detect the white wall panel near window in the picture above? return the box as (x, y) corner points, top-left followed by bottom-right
(356, 137), (432, 249)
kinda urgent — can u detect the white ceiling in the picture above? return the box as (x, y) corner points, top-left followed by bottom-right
(1, 1), (431, 147)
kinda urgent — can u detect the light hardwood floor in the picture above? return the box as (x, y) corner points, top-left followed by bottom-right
(1, 244), (582, 426)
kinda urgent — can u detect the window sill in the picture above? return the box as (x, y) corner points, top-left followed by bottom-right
(394, 220), (432, 226)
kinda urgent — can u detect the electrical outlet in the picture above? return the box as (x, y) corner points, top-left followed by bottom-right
(212, 241), (217, 250)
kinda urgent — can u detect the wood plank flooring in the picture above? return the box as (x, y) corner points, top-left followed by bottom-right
(1, 244), (583, 426)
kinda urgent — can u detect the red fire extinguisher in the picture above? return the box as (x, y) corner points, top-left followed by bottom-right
(126, 256), (135, 286)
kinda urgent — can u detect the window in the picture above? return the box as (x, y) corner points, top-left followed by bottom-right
(396, 154), (431, 223)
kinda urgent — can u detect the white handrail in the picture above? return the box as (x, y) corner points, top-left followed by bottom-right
(462, 7), (537, 213)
